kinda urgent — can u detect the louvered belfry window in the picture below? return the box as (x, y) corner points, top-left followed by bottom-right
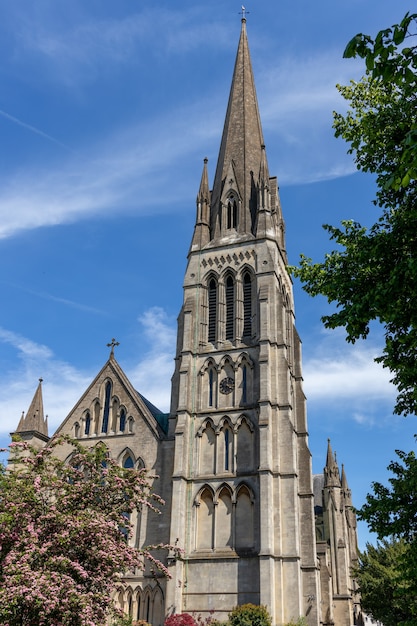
(225, 275), (234, 341)
(243, 272), (252, 336)
(208, 278), (217, 343)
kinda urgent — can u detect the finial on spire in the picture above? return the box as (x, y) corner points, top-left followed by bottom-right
(107, 338), (120, 356)
(239, 6), (249, 21)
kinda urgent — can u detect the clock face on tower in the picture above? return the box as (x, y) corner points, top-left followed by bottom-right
(219, 376), (235, 394)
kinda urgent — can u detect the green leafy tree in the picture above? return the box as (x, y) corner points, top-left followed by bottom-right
(358, 445), (417, 626)
(0, 437), (175, 626)
(355, 538), (411, 626)
(291, 13), (417, 416)
(228, 604), (271, 626)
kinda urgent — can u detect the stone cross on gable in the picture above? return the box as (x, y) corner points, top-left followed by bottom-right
(107, 338), (120, 355)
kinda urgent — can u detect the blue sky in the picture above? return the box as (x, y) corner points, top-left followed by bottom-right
(0, 0), (415, 548)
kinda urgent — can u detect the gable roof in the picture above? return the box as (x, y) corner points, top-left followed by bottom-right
(53, 352), (168, 439)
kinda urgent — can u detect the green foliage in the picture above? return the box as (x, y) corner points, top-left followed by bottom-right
(283, 619), (307, 626)
(228, 604), (272, 626)
(359, 446), (417, 538)
(291, 13), (417, 416)
(354, 538), (411, 626)
(358, 444), (417, 626)
(111, 617), (152, 626)
(343, 12), (417, 192)
(111, 616), (134, 626)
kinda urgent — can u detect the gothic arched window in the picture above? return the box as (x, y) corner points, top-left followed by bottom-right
(224, 428), (231, 471)
(216, 487), (232, 548)
(102, 381), (112, 433)
(235, 485), (255, 549)
(123, 455), (135, 469)
(208, 277), (217, 344)
(227, 196), (238, 229)
(120, 408), (126, 432)
(242, 271), (252, 337)
(84, 412), (91, 436)
(242, 364), (247, 404)
(209, 368), (214, 407)
(197, 488), (214, 550)
(225, 275), (235, 341)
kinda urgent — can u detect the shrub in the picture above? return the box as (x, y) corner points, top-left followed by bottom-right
(165, 613), (197, 626)
(228, 604), (272, 626)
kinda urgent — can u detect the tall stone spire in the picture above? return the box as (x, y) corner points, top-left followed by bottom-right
(211, 17), (268, 238)
(15, 379), (49, 441)
(169, 16), (319, 625)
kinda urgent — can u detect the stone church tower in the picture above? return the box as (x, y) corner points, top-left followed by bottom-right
(166, 16), (320, 625)
(11, 17), (361, 626)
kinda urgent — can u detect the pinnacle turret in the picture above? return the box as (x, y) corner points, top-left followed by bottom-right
(341, 463), (353, 505)
(324, 439), (341, 487)
(190, 158), (211, 251)
(14, 378), (49, 440)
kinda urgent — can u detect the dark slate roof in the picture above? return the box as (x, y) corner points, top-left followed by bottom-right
(313, 474), (324, 509)
(137, 391), (169, 434)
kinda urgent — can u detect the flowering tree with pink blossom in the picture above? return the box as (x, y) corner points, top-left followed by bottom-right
(164, 614), (197, 626)
(0, 437), (175, 626)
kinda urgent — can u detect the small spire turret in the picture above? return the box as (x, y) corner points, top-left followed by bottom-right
(13, 378), (49, 441)
(190, 158), (211, 251)
(341, 463), (352, 505)
(324, 439), (341, 487)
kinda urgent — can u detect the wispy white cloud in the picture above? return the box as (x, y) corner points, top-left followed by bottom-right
(0, 50), (360, 241)
(0, 13), (368, 242)
(0, 281), (107, 315)
(304, 347), (394, 400)
(259, 50), (363, 184)
(0, 309), (176, 444)
(0, 109), (71, 150)
(0, 99), (214, 239)
(0, 328), (53, 360)
(0, 328), (92, 440)
(11, 6), (232, 86)
(303, 328), (396, 427)
(129, 307), (177, 413)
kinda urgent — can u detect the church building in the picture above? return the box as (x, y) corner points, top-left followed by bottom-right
(12, 17), (361, 626)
